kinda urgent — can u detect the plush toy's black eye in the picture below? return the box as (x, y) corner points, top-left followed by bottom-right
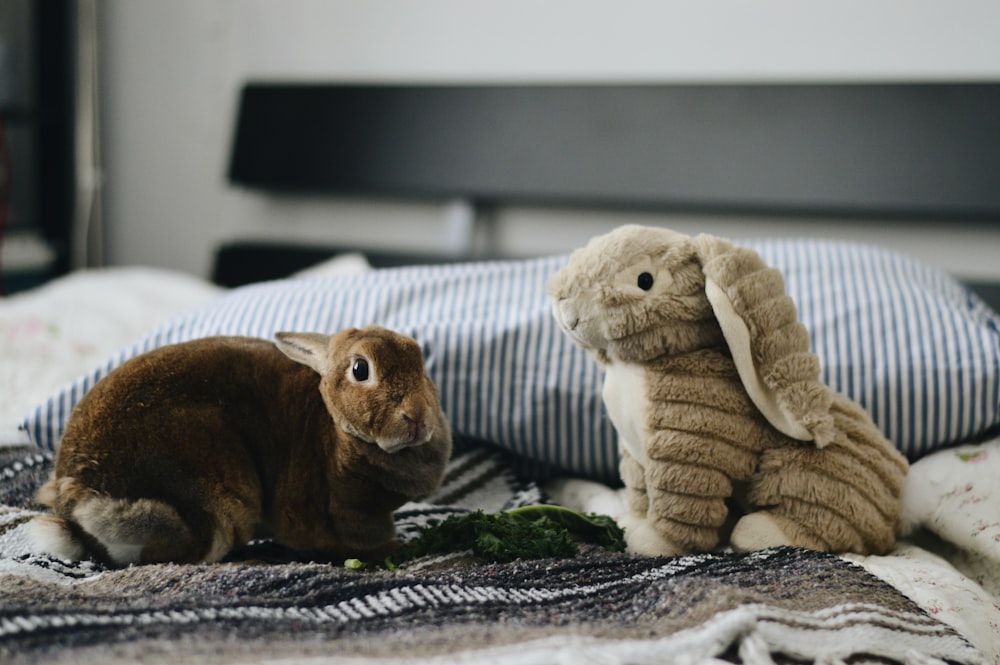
(352, 358), (370, 381)
(637, 272), (654, 291)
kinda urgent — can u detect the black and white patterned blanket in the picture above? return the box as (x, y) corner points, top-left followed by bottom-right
(0, 441), (985, 665)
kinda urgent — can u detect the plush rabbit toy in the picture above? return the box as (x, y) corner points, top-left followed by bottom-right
(30, 326), (452, 566)
(548, 225), (909, 556)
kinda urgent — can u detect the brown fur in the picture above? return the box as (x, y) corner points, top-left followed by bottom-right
(31, 326), (452, 566)
(549, 225), (908, 556)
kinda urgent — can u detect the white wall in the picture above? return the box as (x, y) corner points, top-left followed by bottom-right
(97, 0), (1000, 280)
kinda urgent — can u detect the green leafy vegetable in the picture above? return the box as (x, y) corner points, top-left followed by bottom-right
(383, 505), (625, 569)
(507, 505), (626, 551)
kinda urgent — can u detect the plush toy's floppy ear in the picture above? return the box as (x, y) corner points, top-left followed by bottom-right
(693, 235), (836, 447)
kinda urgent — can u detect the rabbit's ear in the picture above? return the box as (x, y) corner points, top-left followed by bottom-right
(693, 235), (836, 447)
(274, 332), (332, 375)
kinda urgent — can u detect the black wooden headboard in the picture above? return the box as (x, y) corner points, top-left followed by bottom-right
(228, 82), (1000, 220)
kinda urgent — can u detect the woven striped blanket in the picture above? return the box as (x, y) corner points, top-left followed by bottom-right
(0, 441), (985, 665)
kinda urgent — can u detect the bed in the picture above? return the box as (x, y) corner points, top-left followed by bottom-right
(2, 83), (999, 665)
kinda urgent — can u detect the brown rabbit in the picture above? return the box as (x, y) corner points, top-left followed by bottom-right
(28, 325), (452, 566)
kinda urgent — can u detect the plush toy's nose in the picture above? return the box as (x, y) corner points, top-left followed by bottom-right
(552, 299), (580, 331)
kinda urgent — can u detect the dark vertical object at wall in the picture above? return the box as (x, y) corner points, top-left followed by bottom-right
(36, 0), (75, 277)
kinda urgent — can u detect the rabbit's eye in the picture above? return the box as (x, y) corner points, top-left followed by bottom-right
(637, 272), (654, 291)
(352, 358), (370, 382)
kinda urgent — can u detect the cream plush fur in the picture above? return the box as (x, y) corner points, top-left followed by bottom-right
(548, 225), (908, 556)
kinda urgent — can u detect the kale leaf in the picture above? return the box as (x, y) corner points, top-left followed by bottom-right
(383, 505), (625, 569)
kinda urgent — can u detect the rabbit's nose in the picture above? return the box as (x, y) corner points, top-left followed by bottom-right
(402, 413), (428, 442)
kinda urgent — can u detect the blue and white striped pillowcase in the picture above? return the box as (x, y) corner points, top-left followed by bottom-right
(772, 239), (999, 455)
(22, 240), (1000, 481)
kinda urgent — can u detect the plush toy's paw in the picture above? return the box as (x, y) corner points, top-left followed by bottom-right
(898, 455), (944, 538)
(729, 511), (795, 552)
(545, 478), (627, 520)
(620, 513), (685, 557)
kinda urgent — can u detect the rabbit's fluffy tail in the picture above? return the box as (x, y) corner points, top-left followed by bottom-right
(27, 514), (89, 561)
(29, 477), (218, 566)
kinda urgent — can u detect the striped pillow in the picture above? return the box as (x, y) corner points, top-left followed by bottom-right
(22, 240), (1000, 482)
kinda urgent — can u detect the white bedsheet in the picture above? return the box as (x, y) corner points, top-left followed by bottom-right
(0, 267), (223, 437)
(858, 436), (1000, 661)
